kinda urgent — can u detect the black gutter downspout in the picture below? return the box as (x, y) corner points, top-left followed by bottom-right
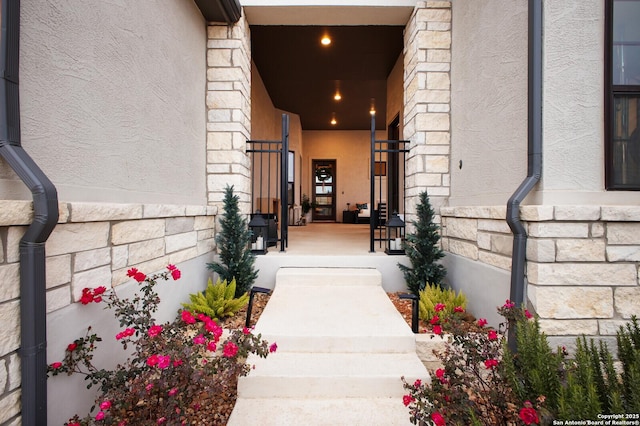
(0, 0), (59, 424)
(506, 0), (542, 351)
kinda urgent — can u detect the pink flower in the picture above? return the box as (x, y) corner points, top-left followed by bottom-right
(477, 318), (488, 327)
(168, 388), (178, 396)
(488, 330), (498, 341)
(193, 334), (206, 345)
(95, 411), (105, 421)
(173, 359), (183, 367)
(434, 303), (446, 312)
(146, 383), (154, 392)
(206, 341), (217, 352)
(116, 328), (135, 340)
(80, 288), (95, 305)
(93, 286), (107, 295)
(181, 310), (196, 324)
(269, 342), (278, 353)
(402, 394), (414, 407)
(205, 321), (223, 340)
(223, 341), (239, 358)
(146, 355), (159, 367)
(525, 309), (533, 319)
(454, 306), (465, 313)
(431, 411), (446, 426)
(519, 402), (539, 425)
(67, 343), (78, 352)
(148, 325), (163, 337)
(99, 400), (112, 410)
(51, 362), (62, 369)
(157, 355), (171, 369)
(413, 379), (422, 387)
(435, 368), (445, 379)
(157, 417), (166, 424)
(242, 327), (251, 335)
(167, 265), (181, 280)
(484, 358), (499, 369)
(127, 268), (146, 283)
(503, 299), (515, 309)
(197, 313), (211, 322)
(432, 325), (442, 335)
(430, 315), (440, 325)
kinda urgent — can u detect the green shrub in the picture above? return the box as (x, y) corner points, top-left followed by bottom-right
(418, 284), (466, 323)
(182, 277), (249, 321)
(617, 316), (640, 413)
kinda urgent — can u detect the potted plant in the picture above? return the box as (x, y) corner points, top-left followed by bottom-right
(301, 193), (313, 225)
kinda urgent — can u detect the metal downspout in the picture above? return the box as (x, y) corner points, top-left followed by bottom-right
(506, 0), (542, 350)
(1, 0), (59, 424)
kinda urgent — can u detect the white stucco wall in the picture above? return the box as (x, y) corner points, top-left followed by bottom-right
(539, 0), (610, 204)
(449, 0), (528, 207)
(7, 0), (207, 204)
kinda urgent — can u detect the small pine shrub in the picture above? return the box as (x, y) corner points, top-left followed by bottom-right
(182, 277), (249, 321)
(418, 284), (466, 323)
(398, 191), (446, 295)
(617, 316), (640, 413)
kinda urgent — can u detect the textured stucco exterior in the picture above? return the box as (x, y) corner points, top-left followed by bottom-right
(10, 0), (208, 205)
(449, 0), (528, 207)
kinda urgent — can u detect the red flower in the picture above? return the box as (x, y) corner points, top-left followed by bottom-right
(148, 325), (163, 337)
(67, 343), (78, 352)
(146, 355), (159, 367)
(127, 268), (146, 282)
(503, 299), (515, 309)
(242, 327), (251, 335)
(430, 315), (440, 325)
(157, 355), (171, 369)
(99, 400), (112, 410)
(432, 325), (442, 335)
(488, 330), (498, 341)
(167, 264), (177, 271)
(168, 387), (178, 397)
(431, 411), (446, 426)
(80, 288), (94, 305)
(454, 306), (465, 313)
(181, 310), (196, 324)
(477, 318), (488, 327)
(402, 394), (414, 407)
(93, 286), (107, 295)
(95, 411), (105, 421)
(193, 334), (206, 345)
(484, 358), (499, 369)
(51, 362), (62, 369)
(434, 303), (446, 312)
(413, 379), (422, 387)
(269, 342), (278, 353)
(435, 368), (445, 378)
(206, 341), (217, 352)
(519, 402), (539, 425)
(223, 341), (239, 358)
(173, 359), (183, 367)
(525, 309), (533, 319)
(167, 265), (181, 280)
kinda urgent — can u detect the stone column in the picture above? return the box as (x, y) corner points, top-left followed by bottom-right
(404, 1), (452, 224)
(206, 15), (252, 213)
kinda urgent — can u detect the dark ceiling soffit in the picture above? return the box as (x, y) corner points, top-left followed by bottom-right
(194, 0), (242, 24)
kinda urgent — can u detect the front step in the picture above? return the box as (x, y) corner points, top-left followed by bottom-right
(229, 267), (429, 425)
(240, 352), (427, 398)
(229, 397), (413, 426)
(254, 268), (416, 353)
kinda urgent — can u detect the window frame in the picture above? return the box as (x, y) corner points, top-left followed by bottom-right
(605, 0), (640, 190)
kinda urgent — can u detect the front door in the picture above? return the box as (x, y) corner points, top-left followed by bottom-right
(312, 159), (336, 221)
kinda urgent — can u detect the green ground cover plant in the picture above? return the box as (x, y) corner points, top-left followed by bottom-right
(182, 277), (249, 321)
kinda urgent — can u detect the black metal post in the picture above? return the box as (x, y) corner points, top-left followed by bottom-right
(399, 293), (420, 333)
(245, 286), (272, 328)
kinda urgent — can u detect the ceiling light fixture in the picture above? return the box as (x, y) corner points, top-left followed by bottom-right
(321, 35), (331, 46)
(370, 98), (376, 116)
(331, 113), (337, 125)
(334, 92), (341, 101)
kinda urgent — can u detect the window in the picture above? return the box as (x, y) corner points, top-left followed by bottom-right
(606, 0), (640, 189)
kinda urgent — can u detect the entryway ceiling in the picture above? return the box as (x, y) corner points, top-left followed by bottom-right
(251, 25), (405, 131)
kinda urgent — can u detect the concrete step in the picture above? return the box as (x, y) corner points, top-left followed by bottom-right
(228, 397), (413, 426)
(239, 352), (427, 398)
(254, 269), (415, 353)
(275, 267), (382, 287)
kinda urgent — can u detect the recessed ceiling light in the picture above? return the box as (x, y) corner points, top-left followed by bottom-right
(334, 92), (341, 101)
(321, 35), (331, 46)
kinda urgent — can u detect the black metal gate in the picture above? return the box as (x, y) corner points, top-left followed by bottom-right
(369, 114), (409, 253)
(246, 114), (289, 252)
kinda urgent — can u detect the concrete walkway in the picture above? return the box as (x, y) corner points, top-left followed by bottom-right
(228, 267), (430, 425)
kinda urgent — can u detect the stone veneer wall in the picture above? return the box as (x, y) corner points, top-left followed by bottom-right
(441, 205), (640, 348)
(206, 15), (253, 213)
(0, 201), (216, 423)
(403, 1), (452, 224)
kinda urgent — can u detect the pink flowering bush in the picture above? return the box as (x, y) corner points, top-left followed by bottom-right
(48, 265), (275, 425)
(403, 301), (542, 425)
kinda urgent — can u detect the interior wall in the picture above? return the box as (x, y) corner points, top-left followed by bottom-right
(10, 0), (207, 205)
(302, 130), (385, 219)
(449, 0), (528, 207)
